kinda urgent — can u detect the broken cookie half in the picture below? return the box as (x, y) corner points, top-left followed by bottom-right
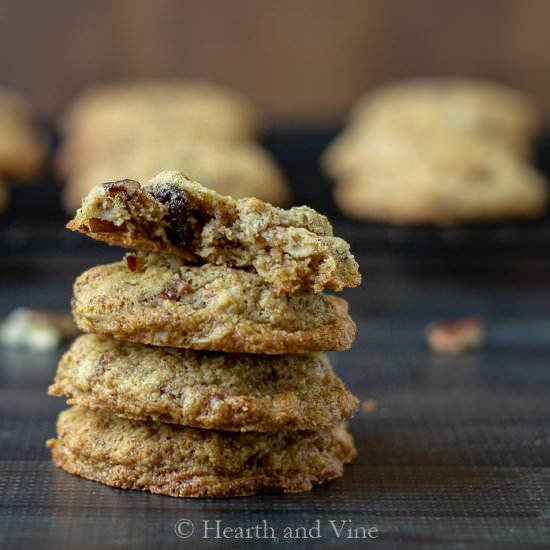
(67, 170), (361, 294)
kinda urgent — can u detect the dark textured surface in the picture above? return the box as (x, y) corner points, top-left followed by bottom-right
(2, 131), (550, 549)
(2, 244), (550, 550)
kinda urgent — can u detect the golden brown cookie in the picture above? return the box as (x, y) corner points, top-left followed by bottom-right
(326, 78), (540, 178)
(49, 334), (358, 431)
(71, 253), (356, 354)
(0, 88), (45, 180)
(59, 80), (258, 174)
(47, 406), (356, 498)
(67, 172), (360, 294)
(62, 141), (289, 213)
(333, 126), (548, 224)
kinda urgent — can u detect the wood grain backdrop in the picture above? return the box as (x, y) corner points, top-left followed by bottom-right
(0, 0), (549, 125)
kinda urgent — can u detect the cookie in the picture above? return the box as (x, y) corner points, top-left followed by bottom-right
(354, 79), (536, 162)
(67, 171), (360, 294)
(71, 253), (356, 354)
(49, 334), (359, 431)
(334, 128), (548, 223)
(47, 406), (356, 497)
(0, 88), (45, 180)
(60, 80), (258, 174)
(324, 79), (539, 180)
(62, 141), (289, 213)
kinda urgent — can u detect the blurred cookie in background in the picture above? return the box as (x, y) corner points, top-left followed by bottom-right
(334, 127), (548, 224)
(353, 79), (539, 155)
(0, 88), (46, 182)
(58, 80), (260, 175)
(323, 78), (547, 223)
(324, 78), (540, 178)
(59, 80), (289, 211)
(62, 140), (289, 212)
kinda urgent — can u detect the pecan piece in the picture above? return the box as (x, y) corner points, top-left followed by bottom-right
(362, 399), (378, 414)
(425, 316), (484, 354)
(104, 180), (131, 195)
(87, 218), (124, 233)
(125, 254), (137, 271)
(124, 253), (146, 273)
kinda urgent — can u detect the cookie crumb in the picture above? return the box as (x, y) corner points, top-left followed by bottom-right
(0, 308), (77, 351)
(425, 317), (484, 354)
(362, 399), (378, 413)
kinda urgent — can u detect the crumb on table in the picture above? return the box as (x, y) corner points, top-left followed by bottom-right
(362, 399), (378, 413)
(425, 316), (485, 354)
(0, 308), (77, 351)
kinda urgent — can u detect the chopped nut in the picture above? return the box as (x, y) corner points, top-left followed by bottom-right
(87, 218), (123, 233)
(125, 254), (137, 271)
(425, 317), (484, 354)
(124, 253), (145, 272)
(0, 308), (77, 351)
(362, 399), (378, 413)
(162, 279), (192, 301)
(104, 180), (131, 195)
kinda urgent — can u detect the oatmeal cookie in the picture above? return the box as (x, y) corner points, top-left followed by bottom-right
(49, 334), (358, 431)
(62, 141), (289, 212)
(59, 80), (258, 174)
(325, 78), (539, 178)
(0, 88), (45, 180)
(47, 406), (356, 497)
(71, 254), (356, 353)
(67, 172), (360, 294)
(333, 127), (548, 224)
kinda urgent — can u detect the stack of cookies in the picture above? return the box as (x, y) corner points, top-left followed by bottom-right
(323, 78), (548, 224)
(47, 171), (362, 498)
(58, 80), (289, 212)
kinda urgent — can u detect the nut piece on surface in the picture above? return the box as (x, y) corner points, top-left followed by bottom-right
(425, 317), (485, 354)
(362, 399), (378, 413)
(0, 308), (77, 351)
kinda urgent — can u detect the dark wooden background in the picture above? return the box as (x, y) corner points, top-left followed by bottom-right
(1, 0), (550, 124)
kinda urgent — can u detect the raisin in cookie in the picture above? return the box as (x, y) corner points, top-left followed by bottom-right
(67, 171), (360, 294)
(71, 253), (356, 354)
(50, 334), (358, 431)
(47, 407), (356, 498)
